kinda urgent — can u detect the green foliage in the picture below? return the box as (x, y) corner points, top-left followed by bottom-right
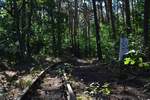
(0, 0), (148, 66)
(84, 82), (111, 96)
(18, 79), (32, 89)
(138, 62), (150, 69)
(30, 67), (42, 77)
(124, 57), (136, 65)
(101, 83), (111, 95)
(100, 24), (117, 62)
(77, 95), (92, 100)
(55, 63), (73, 75)
(123, 50), (143, 65)
(128, 33), (143, 51)
(123, 50), (150, 69)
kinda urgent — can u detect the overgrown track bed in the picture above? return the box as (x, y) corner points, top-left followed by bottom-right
(71, 64), (150, 100)
(16, 63), (74, 100)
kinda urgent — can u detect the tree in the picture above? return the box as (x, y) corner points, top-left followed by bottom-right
(104, 0), (110, 23)
(92, 0), (102, 60)
(56, 0), (62, 55)
(26, 0), (33, 57)
(124, 0), (132, 34)
(0, 0), (148, 64)
(12, 0), (25, 62)
(74, 0), (80, 57)
(143, 0), (150, 48)
(108, 0), (116, 39)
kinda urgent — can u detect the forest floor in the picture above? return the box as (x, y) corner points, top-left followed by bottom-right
(60, 55), (150, 99)
(0, 56), (150, 100)
(0, 57), (56, 99)
(0, 63), (43, 99)
(71, 63), (150, 99)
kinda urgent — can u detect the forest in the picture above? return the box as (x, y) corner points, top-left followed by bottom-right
(0, 0), (150, 100)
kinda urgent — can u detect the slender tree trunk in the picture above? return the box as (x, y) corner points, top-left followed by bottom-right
(121, 1), (126, 26)
(27, 0), (33, 57)
(74, 0), (80, 57)
(116, 0), (119, 28)
(21, 0), (26, 58)
(144, 0), (150, 47)
(98, 2), (104, 23)
(68, 3), (74, 55)
(131, 0), (135, 33)
(104, 1), (110, 23)
(13, 0), (24, 62)
(131, 0), (135, 23)
(92, 0), (102, 60)
(125, 0), (132, 34)
(57, 0), (62, 56)
(84, 26), (88, 56)
(87, 20), (91, 57)
(51, 11), (57, 56)
(108, 0), (116, 39)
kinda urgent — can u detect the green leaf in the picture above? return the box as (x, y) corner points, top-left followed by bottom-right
(130, 60), (135, 65)
(143, 63), (150, 68)
(124, 58), (131, 65)
(139, 57), (143, 63)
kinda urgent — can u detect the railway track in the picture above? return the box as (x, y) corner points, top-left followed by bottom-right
(16, 62), (76, 100)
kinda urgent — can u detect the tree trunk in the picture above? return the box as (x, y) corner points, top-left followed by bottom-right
(116, 0), (119, 28)
(108, 0), (116, 39)
(74, 0), (80, 57)
(144, 0), (150, 47)
(51, 11), (57, 56)
(125, 0), (132, 34)
(92, 0), (102, 60)
(99, 2), (104, 23)
(131, 0), (135, 33)
(13, 0), (24, 62)
(57, 0), (62, 56)
(26, 0), (33, 57)
(104, 0), (110, 23)
(21, 0), (26, 58)
(87, 20), (91, 57)
(68, 3), (74, 55)
(121, 1), (126, 26)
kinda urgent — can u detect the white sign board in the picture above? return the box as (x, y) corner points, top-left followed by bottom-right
(0, 0), (4, 7)
(119, 36), (129, 61)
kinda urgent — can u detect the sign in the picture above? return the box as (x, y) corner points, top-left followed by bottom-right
(0, 0), (5, 7)
(119, 36), (129, 61)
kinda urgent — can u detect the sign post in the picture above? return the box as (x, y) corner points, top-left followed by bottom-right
(119, 35), (129, 61)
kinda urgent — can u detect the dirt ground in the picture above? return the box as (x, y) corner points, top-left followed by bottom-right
(71, 63), (150, 100)
(1, 57), (150, 100)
